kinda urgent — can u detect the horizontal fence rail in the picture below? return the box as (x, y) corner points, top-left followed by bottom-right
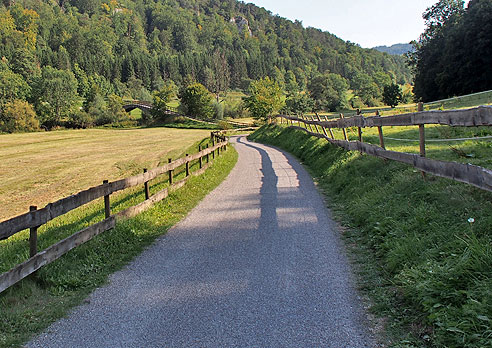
(0, 139), (226, 241)
(277, 106), (492, 193)
(0, 133), (228, 294)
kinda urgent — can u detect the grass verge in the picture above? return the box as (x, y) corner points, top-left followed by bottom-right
(0, 140), (238, 348)
(249, 125), (492, 348)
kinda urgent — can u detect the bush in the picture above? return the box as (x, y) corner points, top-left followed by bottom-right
(67, 110), (94, 129)
(218, 120), (232, 130)
(223, 99), (249, 119)
(349, 96), (365, 109)
(0, 100), (39, 133)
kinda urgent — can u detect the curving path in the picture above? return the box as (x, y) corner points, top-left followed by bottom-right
(27, 136), (375, 348)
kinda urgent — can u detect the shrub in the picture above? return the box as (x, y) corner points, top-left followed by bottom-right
(67, 110), (94, 129)
(223, 99), (249, 119)
(213, 100), (224, 120)
(0, 100), (39, 133)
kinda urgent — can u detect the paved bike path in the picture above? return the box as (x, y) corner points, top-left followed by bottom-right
(28, 136), (375, 348)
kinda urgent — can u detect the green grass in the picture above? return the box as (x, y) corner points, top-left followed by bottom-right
(0, 138), (238, 348)
(290, 121), (492, 170)
(154, 117), (220, 130)
(249, 125), (492, 348)
(424, 90), (492, 111)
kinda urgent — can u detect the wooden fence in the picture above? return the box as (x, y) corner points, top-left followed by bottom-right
(277, 105), (492, 193)
(0, 132), (228, 294)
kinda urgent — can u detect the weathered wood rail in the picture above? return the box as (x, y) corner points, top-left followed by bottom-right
(0, 132), (228, 294)
(278, 105), (492, 193)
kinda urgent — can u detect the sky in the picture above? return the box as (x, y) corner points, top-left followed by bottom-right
(246, 0), (469, 48)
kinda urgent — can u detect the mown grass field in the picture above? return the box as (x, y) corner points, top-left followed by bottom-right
(0, 128), (212, 221)
(250, 125), (492, 348)
(0, 136), (238, 348)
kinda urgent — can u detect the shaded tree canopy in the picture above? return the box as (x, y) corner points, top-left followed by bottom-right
(411, 0), (492, 102)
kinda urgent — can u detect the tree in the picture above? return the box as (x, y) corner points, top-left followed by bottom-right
(32, 66), (79, 128)
(179, 82), (214, 119)
(382, 83), (403, 108)
(211, 49), (230, 102)
(284, 70), (299, 95)
(152, 80), (177, 119)
(243, 77), (284, 122)
(107, 94), (128, 122)
(285, 92), (313, 116)
(0, 65), (30, 109)
(410, 0), (468, 101)
(308, 72), (349, 112)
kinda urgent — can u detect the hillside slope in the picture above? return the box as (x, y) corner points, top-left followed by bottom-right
(0, 0), (411, 95)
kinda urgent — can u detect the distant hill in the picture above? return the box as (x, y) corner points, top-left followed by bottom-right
(373, 43), (414, 55)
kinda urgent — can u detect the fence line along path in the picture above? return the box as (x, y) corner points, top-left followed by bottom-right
(0, 132), (228, 294)
(26, 135), (375, 348)
(278, 105), (492, 193)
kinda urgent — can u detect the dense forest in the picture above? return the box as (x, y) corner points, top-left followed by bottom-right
(410, 0), (492, 102)
(0, 0), (412, 130)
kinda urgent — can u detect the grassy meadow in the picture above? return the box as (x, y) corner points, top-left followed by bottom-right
(0, 128), (212, 221)
(250, 125), (492, 348)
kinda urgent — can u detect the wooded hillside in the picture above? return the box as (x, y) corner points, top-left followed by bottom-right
(0, 0), (411, 98)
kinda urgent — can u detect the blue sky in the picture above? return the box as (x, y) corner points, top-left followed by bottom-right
(246, 0), (469, 48)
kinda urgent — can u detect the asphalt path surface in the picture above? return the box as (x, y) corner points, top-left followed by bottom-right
(27, 136), (375, 348)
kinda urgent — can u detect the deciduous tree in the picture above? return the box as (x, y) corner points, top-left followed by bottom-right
(32, 66), (79, 128)
(243, 77), (284, 122)
(382, 83), (403, 108)
(179, 82), (214, 119)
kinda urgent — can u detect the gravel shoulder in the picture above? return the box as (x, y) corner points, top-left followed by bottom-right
(27, 135), (375, 348)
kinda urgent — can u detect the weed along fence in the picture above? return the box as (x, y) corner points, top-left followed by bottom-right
(0, 132), (228, 294)
(278, 105), (492, 192)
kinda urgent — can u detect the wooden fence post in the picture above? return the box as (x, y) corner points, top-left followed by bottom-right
(168, 158), (173, 185)
(418, 103), (426, 157)
(206, 144), (210, 163)
(29, 206), (38, 258)
(302, 115), (313, 132)
(103, 180), (111, 218)
(315, 113), (328, 137)
(376, 110), (385, 149)
(212, 138), (215, 159)
(322, 115), (335, 139)
(340, 114), (348, 141)
(185, 155), (190, 176)
(199, 145), (203, 169)
(357, 109), (363, 143)
(143, 169), (150, 200)
(310, 115), (321, 133)
(417, 103), (426, 178)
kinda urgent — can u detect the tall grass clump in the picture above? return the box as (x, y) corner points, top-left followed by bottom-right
(249, 125), (492, 348)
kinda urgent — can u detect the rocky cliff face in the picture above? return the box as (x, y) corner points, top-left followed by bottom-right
(230, 16), (252, 37)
